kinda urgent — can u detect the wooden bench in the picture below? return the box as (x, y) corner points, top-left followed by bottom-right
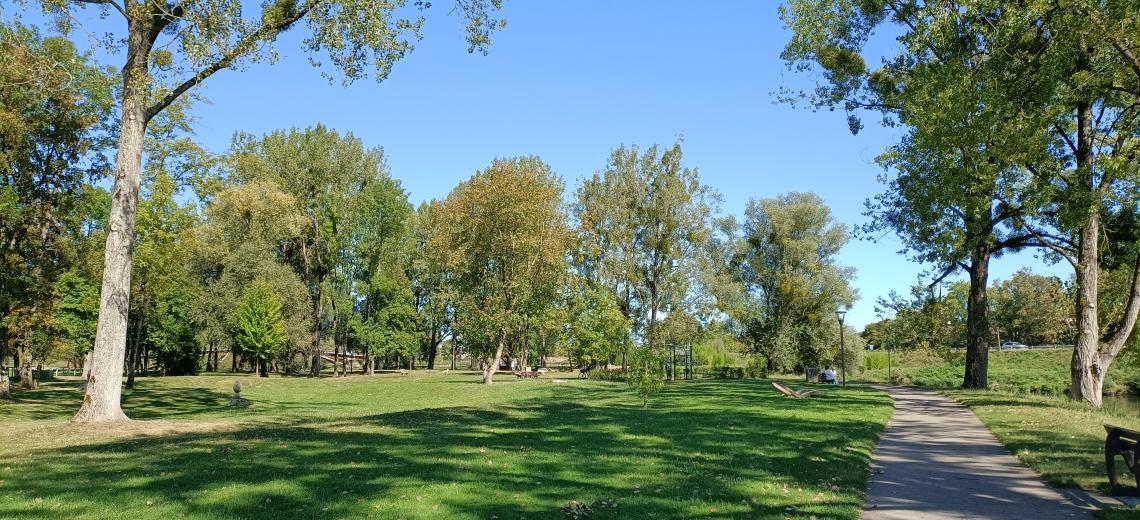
(1105, 424), (1140, 493)
(514, 371), (540, 378)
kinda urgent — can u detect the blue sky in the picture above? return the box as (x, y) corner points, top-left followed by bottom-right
(6, 1), (1066, 329)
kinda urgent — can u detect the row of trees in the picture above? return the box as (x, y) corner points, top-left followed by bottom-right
(0, 17), (860, 410)
(865, 269), (1083, 353)
(783, 1), (1140, 407)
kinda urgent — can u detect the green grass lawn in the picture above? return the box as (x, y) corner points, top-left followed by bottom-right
(0, 373), (891, 519)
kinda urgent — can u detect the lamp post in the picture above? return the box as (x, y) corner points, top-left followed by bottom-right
(836, 309), (848, 386)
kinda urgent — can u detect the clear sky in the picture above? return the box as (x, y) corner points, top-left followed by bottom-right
(6, 1), (1066, 329)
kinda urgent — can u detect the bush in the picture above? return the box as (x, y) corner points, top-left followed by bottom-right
(744, 356), (768, 379)
(586, 367), (626, 381)
(709, 366), (744, 379)
(864, 351), (889, 370)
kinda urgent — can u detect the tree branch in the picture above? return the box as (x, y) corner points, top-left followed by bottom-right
(1102, 252), (1140, 358)
(146, 0), (321, 120)
(75, 0), (126, 18)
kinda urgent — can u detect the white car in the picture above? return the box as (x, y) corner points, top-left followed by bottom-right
(999, 341), (1027, 350)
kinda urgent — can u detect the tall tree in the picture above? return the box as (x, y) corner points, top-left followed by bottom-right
(780, 0), (1041, 388)
(0, 21), (114, 398)
(576, 143), (716, 356)
(231, 126), (396, 377)
(734, 192), (856, 371)
(432, 157), (569, 384)
(37, 0), (505, 422)
(953, 2), (1140, 406)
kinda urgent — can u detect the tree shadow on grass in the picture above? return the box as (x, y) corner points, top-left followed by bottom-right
(0, 381), (890, 519)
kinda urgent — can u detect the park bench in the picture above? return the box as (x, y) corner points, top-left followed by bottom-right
(1105, 424), (1140, 494)
(514, 371), (540, 378)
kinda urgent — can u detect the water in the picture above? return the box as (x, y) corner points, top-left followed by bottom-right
(1103, 395), (1140, 417)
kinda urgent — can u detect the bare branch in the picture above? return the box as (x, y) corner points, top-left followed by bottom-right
(75, 0), (126, 19)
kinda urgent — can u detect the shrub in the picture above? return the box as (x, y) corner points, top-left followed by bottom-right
(745, 356), (768, 379)
(587, 367), (626, 381)
(863, 351), (889, 370)
(709, 366), (744, 379)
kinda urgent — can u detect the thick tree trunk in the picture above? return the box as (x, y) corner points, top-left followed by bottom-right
(17, 349), (35, 390)
(74, 51), (150, 421)
(259, 358), (268, 377)
(962, 246), (991, 389)
(1071, 200), (1104, 406)
(482, 332), (507, 385)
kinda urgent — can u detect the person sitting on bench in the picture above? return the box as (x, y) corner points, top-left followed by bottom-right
(821, 366), (838, 384)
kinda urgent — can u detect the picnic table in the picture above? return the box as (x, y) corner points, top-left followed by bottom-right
(514, 371), (540, 378)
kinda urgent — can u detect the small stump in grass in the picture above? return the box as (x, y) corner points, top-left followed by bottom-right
(229, 381), (251, 407)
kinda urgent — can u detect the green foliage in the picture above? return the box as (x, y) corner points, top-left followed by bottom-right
(744, 355), (769, 379)
(734, 192), (856, 371)
(51, 270), (100, 366)
(626, 346), (666, 406)
(147, 287), (201, 376)
(989, 270), (1074, 346)
(0, 20), (114, 375)
(567, 281), (630, 368)
(432, 157), (569, 374)
(574, 142), (718, 354)
(235, 281), (289, 367)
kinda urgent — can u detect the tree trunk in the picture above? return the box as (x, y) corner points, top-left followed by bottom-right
(482, 331), (507, 385)
(17, 346), (35, 390)
(259, 358), (268, 377)
(962, 246), (991, 389)
(0, 330), (10, 399)
(365, 354), (374, 375)
(426, 328), (438, 370)
(74, 51), (151, 421)
(127, 305), (145, 389)
(310, 286), (324, 377)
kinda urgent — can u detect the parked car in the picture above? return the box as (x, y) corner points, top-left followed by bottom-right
(999, 341), (1028, 350)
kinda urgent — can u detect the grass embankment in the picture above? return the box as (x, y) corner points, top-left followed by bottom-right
(0, 373), (891, 519)
(863, 348), (1140, 396)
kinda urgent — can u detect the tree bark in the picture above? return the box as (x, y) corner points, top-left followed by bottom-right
(126, 304), (145, 389)
(310, 285), (324, 377)
(73, 31), (152, 421)
(17, 347), (35, 390)
(259, 358), (268, 377)
(0, 330), (10, 399)
(482, 331), (507, 385)
(962, 245), (991, 389)
(426, 328), (438, 369)
(1071, 215), (1103, 406)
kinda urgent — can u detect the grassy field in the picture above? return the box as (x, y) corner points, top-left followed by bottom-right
(0, 373), (891, 519)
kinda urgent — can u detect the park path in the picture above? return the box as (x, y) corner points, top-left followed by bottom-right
(862, 386), (1092, 520)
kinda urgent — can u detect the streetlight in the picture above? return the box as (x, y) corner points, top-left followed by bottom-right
(836, 308), (848, 386)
